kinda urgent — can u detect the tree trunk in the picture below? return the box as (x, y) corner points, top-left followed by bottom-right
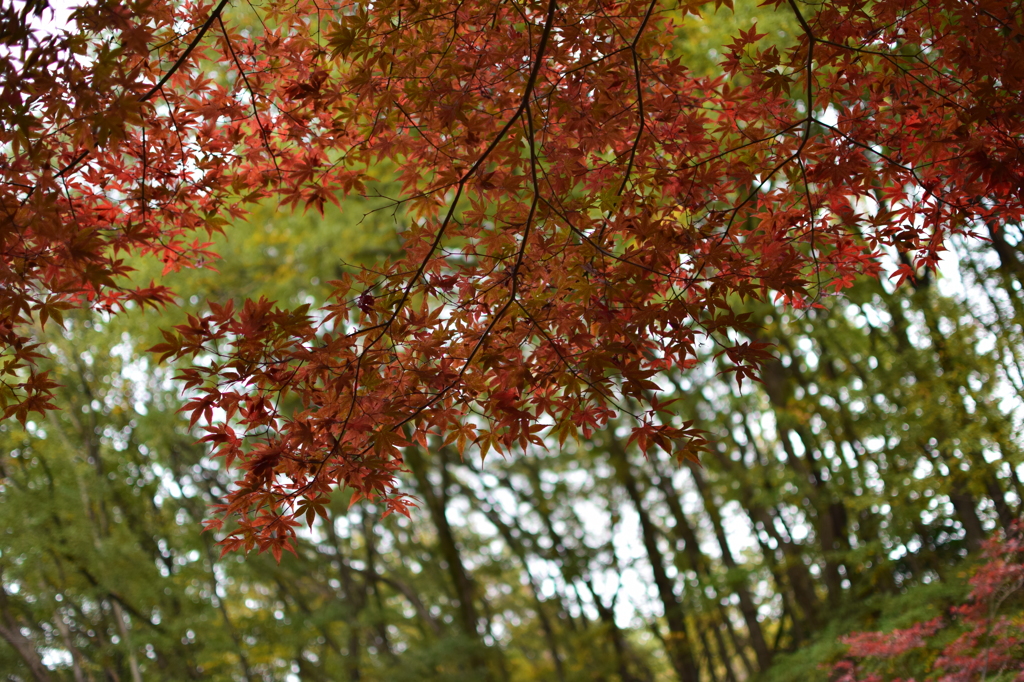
(457, 478), (567, 682)
(689, 466), (772, 671)
(608, 434), (701, 682)
(405, 445), (481, 638)
(0, 575), (52, 682)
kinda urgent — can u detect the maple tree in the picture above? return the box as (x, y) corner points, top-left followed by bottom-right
(3, 0), (1024, 558)
(2, 254), (1021, 679)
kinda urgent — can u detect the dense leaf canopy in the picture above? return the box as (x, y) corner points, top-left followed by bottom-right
(2, 206), (1023, 680)
(3, 0), (1024, 559)
(4, 0), (1024, 671)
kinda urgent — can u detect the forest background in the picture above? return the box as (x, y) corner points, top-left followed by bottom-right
(2, 0), (1024, 680)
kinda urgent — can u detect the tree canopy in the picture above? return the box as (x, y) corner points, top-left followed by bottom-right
(3, 0), (1024, 559)
(2, 189), (1023, 680)
(4, 0), (1024, 671)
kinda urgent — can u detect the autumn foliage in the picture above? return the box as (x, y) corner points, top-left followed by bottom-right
(831, 527), (1024, 681)
(4, 0), (1024, 555)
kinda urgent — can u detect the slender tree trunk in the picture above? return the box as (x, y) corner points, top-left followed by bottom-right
(405, 445), (481, 639)
(694, 625), (721, 682)
(757, 356), (849, 606)
(588, 580), (650, 682)
(0, 574), (52, 682)
(321, 508), (368, 677)
(608, 435), (701, 682)
(53, 612), (89, 682)
(650, 457), (758, 674)
(776, 427), (845, 605)
(457, 479), (568, 682)
(361, 510), (397, 662)
(689, 466), (772, 671)
(710, 616), (739, 682)
(949, 488), (986, 552)
(717, 428), (821, 633)
(201, 533), (257, 682)
(110, 602), (142, 682)
(719, 602), (755, 677)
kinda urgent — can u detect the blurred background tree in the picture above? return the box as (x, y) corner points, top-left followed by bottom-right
(3, 181), (1022, 681)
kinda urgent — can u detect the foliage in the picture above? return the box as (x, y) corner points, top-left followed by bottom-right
(3, 0), (1024, 679)
(3, 0), (1024, 556)
(1, 211), (1022, 680)
(830, 528), (1024, 682)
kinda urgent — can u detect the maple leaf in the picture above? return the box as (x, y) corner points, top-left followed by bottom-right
(4, 0), (1024, 556)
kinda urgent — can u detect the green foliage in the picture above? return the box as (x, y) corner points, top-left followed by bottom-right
(671, 0), (798, 76)
(760, 572), (970, 682)
(129, 188), (402, 333)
